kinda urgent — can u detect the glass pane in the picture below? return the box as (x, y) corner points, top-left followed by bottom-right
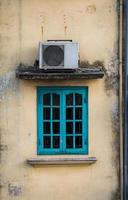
(66, 136), (73, 148)
(66, 122), (73, 134)
(75, 122), (82, 134)
(75, 108), (82, 119)
(43, 93), (50, 105)
(43, 122), (50, 134)
(52, 108), (60, 120)
(66, 93), (73, 105)
(43, 108), (50, 120)
(75, 136), (82, 148)
(44, 136), (51, 148)
(75, 93), (82, 105)
(66, 108), (73, 120)
(53, 136), (60, 148)
(53, 122), (60, 134)
(53, 93), (60, 106)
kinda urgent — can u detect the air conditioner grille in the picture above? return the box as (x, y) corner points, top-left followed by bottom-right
(43, 45), (64, 66)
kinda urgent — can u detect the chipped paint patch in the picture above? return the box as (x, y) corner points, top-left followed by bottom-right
(8, 183), (22, 197)
(0, 70), (20, 101)
(112, 103), (119, 135)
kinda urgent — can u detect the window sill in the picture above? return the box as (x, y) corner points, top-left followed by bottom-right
(27, 157), (97, 166)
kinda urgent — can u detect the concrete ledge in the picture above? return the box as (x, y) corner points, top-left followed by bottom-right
(16, 66), (104, 80)
(27, 157), (97, 166)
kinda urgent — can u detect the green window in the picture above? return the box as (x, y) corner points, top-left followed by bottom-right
(37, 87), (88, 154)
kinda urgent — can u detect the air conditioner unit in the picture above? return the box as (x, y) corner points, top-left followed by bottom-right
(39, 41), (79, 70)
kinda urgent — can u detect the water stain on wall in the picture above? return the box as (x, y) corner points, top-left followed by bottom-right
(79, 60), (104, 68)
(85, 5), (96, 14)
(111, 189), (120, 200)
(104, 54), (119, 96)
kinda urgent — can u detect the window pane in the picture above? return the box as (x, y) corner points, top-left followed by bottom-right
(43, 93), (50, 105)
(43, 122), (50, 134)
(53, 93), (60, 106)
(75, 122), (82, 134)
(75, 136), (82, 148)
(66, 108), (73, 120)
(53, 122), (60, 134)
(75, 93), (82, 105)
(66, 136), (73, 148)
(43, 108), (50, 120)
(52, 108), (60, 120)
(53, 136), (60, 148)
(75, 108), (82, 119)
(66, 122), (73, 134)
(66, 93), (73, 105)
(44, 136), (51, 148)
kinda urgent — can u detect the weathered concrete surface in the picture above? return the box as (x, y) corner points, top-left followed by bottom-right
(16, 65), (104, 79)
(0, 0), (120, 200)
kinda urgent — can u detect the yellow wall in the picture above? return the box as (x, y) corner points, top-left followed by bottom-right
(0, 0), (120, 200)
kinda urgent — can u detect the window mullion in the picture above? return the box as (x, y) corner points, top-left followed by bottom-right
(50, 94), (53, 149)
(73, 93), (75, 149)
(59, 91), (62, 152)
(61, 90), (66, 153)
(82, 93), (85, 150)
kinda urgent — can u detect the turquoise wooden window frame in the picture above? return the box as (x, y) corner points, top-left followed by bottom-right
(37, 86), (88, 155)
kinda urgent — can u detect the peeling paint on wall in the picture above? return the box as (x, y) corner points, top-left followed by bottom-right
(8, 183), (22, 197)
(104, 53), (119, 96)
(0, 71), (20, 101)
(112, 103), (119, 136)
